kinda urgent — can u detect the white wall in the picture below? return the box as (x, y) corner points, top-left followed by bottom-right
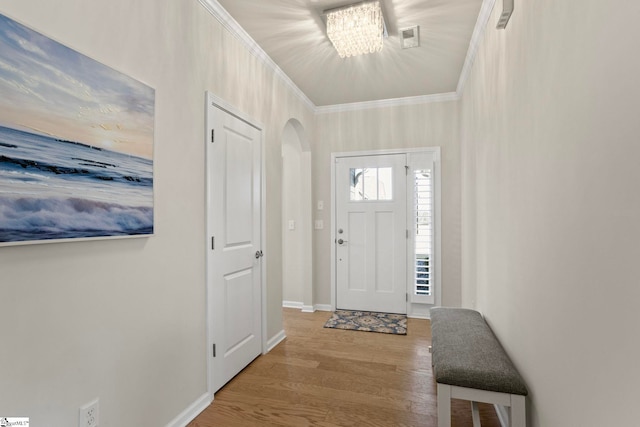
(281, 120), (313, 309)
(0, 1), (313, 425)
(282, 128), (304, 303)
(460, 0), (640, 425)
(314, 102), (461, 308)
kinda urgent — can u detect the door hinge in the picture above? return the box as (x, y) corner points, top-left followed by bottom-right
(213, 343), (216, 358)
(406, 293), (409, 302)
(211, 129), (215, 143)
(405, 165), (409, 175)
(406, 229), (409, 239)
(211, 236), (215, 250)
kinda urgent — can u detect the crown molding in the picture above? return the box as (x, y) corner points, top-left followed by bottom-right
(198, 0), (495, 114)
(456, 0), (496, 95)
(198, 0), (316, 112)
(315, 92), (460, 114)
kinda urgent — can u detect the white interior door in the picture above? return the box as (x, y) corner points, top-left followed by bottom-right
(206, 96), (262, 393)
(335, 154), (407, 314)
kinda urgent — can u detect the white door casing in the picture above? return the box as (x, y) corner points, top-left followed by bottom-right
(335, 154), (407, 314)
(331, 148), (442, 318)
(206, 93), (263, 394)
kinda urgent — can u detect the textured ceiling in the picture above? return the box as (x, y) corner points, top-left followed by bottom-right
(214, 0), (484, 107)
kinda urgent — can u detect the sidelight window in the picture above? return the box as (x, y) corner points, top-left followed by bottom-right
(413, 169), (433, 296)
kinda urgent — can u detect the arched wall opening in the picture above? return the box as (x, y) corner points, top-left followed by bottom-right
(281, 118), (313, 311)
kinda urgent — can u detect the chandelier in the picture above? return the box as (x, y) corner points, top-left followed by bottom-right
(325, 1), (385, 58)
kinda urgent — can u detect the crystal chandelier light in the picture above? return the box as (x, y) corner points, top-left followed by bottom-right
(326, 1), (385, 58)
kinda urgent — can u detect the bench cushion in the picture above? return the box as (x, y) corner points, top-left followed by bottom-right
(430, 307), (528, 396)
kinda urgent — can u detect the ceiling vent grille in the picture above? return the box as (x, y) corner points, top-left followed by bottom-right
(400, 25), (420, 49)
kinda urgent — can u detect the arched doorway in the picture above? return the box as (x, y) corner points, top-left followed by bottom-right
(281, 119), (313, 311)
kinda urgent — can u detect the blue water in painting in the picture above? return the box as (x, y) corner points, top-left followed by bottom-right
(0, 126), (153, 243)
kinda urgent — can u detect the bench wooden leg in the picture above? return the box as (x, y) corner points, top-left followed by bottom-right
(437, 383), (451, 427)
(471, 401), (481, 427)
(510, 394), (526, 427)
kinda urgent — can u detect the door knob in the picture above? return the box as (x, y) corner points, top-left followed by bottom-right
(337, 239), (348, 245)
(255, 250), (263, 259)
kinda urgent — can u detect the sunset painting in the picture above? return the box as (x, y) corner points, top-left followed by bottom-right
(0, 14), (155, 245)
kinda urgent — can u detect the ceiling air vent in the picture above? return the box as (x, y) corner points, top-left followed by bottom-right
(400, 25), (420, 49)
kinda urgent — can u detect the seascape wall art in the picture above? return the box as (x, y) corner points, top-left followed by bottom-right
(0, 14), (155, 246)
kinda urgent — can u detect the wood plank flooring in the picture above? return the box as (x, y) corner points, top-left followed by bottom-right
(188, 308), (501, 427)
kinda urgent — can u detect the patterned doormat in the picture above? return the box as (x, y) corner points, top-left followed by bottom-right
(323, 310), (407, 335)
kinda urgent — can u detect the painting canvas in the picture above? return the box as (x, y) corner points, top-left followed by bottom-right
(0, 14), (154, 246)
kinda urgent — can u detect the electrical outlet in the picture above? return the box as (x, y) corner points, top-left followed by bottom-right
(79, 398), (99, 427)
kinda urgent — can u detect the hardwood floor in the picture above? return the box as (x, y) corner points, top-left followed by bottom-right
(188, 308), (501, 427)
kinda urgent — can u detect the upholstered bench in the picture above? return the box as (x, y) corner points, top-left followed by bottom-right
(430, 307), (528, 427)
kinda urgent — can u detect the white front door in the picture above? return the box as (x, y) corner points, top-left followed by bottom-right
(335, 154), (407, 314)
(206, 96), (262, 393)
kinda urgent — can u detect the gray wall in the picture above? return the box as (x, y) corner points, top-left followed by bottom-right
(0, 1), (314, 425)
(4, 0), (640, 425)
(460, 0), (640, 425)
(313, 103), (461, 308)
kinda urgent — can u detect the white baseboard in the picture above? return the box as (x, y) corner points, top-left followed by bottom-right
(494, 404), (509, 427)
(283, 301), (333, 312)
(408, 313), (430, 320)
(165, 392), (212, 427)
(267, 329), (286, 352)
(282, 300), (303, 309)
(408, 303), (434, 319)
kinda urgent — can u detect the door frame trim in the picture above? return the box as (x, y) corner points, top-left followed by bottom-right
(205, 91), (267, 401)
(330, 147), (442, 315)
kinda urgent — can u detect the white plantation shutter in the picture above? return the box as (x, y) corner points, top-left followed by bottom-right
(407, 150), (438, 306)
(414, 169), (433, 296)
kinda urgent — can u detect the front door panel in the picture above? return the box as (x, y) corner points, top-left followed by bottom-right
(335, 154), (407, 314)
